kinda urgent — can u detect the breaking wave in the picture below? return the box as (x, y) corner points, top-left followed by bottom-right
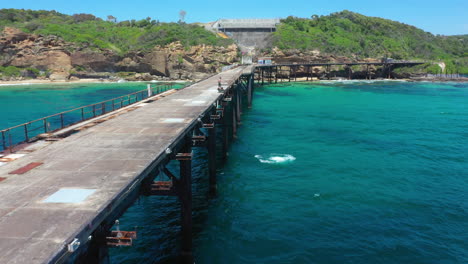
(254, 154), (296, 164)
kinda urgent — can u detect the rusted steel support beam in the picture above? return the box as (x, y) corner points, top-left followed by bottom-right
(150, 181), (177, 196)
(366, 65), (370, 80)
(348, 65), (352, 80)
(106, 231), (137, 247)
(76, 227), (109, 264)
(275, 66), (278, 83)
(261, 68), (264, 85)
(294, 66), (297, 81)
(235, 86), (241, 125)
(202, 123), (214, 129)
(238, 88), (243, 116)
(222, 101), (229, 160)
(232, 93), (238, 139)
(247, 74), (253, 108)
(192, 135), (206, 148)
(208, 120), (217, 194)
(178, 135), (193, 263)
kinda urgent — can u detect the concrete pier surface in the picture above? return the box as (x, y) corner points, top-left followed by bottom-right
(0, 66), (246, 264)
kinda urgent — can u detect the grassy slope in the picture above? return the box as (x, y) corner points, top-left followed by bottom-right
(0, 9), (232, 54)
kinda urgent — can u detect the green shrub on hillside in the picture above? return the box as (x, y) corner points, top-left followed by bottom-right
(273, 11), (467, 73)
(0, 66), (21, 77)
(0, 9), (233, 54)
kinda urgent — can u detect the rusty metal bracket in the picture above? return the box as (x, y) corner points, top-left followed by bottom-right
(210, 115), (221, 120)
(202, 123), (215, 129)
(175, 152), (192, 161)
(192, 135), (206, 142)
(192, 135), (207, 147)
(106, 231), (137, 247)
(150, 181), (177, 196)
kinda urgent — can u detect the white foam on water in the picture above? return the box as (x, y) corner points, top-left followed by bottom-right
(254, 154), (296, 164)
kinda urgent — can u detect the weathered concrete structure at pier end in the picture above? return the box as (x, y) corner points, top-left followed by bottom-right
(208, 18), (280, 49)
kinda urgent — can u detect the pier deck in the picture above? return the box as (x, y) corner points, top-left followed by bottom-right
(0, 66), (246, 263)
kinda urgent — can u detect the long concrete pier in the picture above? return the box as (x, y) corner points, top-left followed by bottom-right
(0, 66), (254, 263)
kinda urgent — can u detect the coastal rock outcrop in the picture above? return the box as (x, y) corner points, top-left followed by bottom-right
(71, 50), (119, 72)
(0, 27), (240, 81)
(117, 42), (239, 80)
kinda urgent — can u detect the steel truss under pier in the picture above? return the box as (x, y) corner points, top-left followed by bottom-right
(78, 70), (255, 264)
(0, 66), (255, 264)
(254, 62), (425, 83)
(1, 60), (425, 263)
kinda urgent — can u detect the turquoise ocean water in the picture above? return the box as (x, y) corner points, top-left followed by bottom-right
(1, 81), (467, 263)
(0, 82), (183, 149)
(0, 82), (179, 130)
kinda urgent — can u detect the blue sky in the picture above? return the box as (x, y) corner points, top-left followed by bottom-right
(2, 0), (467, 35)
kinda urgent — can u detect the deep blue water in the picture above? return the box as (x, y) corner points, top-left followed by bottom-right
(1, 81), (467, 263)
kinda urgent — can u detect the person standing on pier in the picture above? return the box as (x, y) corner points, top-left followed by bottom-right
(218, 77), (224, 92)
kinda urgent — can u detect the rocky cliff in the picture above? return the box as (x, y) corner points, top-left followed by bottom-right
(0, 27), (239, 81)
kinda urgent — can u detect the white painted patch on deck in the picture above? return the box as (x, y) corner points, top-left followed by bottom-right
(184, 100), (206, 106)
(43, 188), (96, 203)
(4, 154), (26, 160)
(161, 118), (185, 123)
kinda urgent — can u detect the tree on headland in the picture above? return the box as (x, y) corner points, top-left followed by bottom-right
(72, 13), (98, 23)
(178, 10), (186, 24)
(107, 15), (116, 23)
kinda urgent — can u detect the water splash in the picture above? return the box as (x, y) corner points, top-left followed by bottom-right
(254, 154), (296, 164)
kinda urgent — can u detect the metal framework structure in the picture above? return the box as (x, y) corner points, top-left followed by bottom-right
(254, 62), (425, 84)
(70, 70), (256, 263)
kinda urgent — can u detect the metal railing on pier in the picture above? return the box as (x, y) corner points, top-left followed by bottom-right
(1, 83), (176, 153)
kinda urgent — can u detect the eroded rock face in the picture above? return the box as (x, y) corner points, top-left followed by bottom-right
(11, 50), (72, 74)
(71, 51), (119, 72)
(0, 28), (240, 81)
(118, 51), (169, 76)
(118, 41), (239, 79)
(161, 42), (238, 79)
(1, 28), (73, 79)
